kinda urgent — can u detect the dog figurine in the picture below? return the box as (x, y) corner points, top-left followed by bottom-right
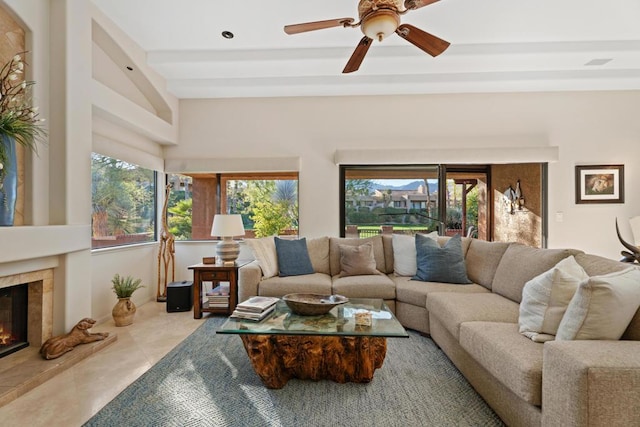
(40, 318), (109, 360)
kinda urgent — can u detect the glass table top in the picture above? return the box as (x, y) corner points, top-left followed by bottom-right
(217, 298), (409, 338)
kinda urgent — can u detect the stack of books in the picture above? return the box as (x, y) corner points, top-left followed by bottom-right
(231, 296), (279, 321)
(206, 283), (230, 309)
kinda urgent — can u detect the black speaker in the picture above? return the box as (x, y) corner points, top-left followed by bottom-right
(166, 281), (193, 312)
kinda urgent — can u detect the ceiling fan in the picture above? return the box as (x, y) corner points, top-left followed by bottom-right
(284, 0), (450, 73)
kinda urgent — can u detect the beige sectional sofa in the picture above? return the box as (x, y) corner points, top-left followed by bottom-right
(238, 235), (640, 427)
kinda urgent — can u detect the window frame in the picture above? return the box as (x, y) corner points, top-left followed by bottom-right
(165, 171), (299, 241)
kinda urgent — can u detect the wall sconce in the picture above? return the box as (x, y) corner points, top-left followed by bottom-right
(505, 180), (525, 215)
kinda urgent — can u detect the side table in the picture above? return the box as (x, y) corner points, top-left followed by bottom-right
(188, 261), (249, 319)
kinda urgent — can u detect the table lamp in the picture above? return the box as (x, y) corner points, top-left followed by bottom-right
(211, 214), (245, 264)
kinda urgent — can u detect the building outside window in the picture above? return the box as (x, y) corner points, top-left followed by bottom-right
(91, 153), (157, 249)
(341, 165), (486, 239)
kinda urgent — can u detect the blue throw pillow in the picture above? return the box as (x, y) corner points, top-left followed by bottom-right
(274, 237), (315, 277)
(412, 234), (471, 284)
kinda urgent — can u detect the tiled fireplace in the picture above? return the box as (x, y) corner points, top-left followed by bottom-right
(0, 283), (29, 358)
(0, 266), (116, 407)
(0, 269), (54, 354)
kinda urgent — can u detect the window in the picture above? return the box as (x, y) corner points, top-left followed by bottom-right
(91, 153), (157, 249)
(166, 172), (298, 240)
(165, 173), (193, 240)
(340, 165), (488, 239)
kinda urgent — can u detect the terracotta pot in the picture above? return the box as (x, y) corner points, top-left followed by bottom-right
(112, 297), (136, 327)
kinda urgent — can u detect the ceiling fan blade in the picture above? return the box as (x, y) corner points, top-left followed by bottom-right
(343, 37), (373, 73)
(396, 24), (450, 57)
(404, 0), (440, 10)
(284, 18), (355, 35)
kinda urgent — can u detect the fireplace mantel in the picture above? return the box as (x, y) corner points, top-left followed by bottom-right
(0, 225), (90, 265)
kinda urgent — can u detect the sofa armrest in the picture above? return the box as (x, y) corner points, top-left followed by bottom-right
(542, 340), (640, 426)
(238, 260), (262, 303)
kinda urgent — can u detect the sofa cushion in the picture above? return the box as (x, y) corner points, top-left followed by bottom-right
(460, 322), (543, 406)
(382, 234), (395, 275)
(574, 252), (625, 277)
(437, 236), (472, 256)
(623, 308), (640, 341)
(393, 275), (490, 308)
(392, 232), (438, 276)
(413, 234), (471, 284)
(426, 292), (520, 340)
(275, 237), (315, 277)
(571, 254), (640, 340)
(329, 236), (386, 276)
(246, 237), (278, 279)
(257, 273), (332, 297)
(464, 240), (511, 290)
(338, 242), (381, 277)
(556, 267), (640, 340)
(519, 256), (588, 343)
(332, 274), (396, 299)
(307, 236), (330, 275)
(492, 244), (580, 303)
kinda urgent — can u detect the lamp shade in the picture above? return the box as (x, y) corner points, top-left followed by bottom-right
(211, 214), (245, 237)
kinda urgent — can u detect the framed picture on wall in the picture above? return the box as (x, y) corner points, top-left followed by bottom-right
(575, 164), (624, 204)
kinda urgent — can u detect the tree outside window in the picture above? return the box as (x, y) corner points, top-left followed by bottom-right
(91, 153), (156, 248)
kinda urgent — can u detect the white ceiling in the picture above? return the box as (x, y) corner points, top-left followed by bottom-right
(92, 0), (640, 99)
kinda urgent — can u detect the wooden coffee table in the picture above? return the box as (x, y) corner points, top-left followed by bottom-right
(217, 298), (408, 389)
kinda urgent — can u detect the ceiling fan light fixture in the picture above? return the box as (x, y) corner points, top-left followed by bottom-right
(362, 10), (400, 42)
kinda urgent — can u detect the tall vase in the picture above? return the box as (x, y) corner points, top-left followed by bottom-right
(112, 297), (137, 327)
(0, 134), (17, 226)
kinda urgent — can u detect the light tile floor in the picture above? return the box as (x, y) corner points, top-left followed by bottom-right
(0, 302), (204, 426)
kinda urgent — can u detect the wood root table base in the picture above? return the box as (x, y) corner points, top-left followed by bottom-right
(240, 334), (387, 389)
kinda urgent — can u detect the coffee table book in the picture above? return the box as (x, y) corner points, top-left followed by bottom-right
(235, 296), (279, 313)
(231, 304), (276, 321)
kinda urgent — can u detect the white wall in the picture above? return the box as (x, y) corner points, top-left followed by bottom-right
(0, 1), (181, 329)
(169, 91), (640, 260)
(91, 244), (158, 323)
(87, 4), (179, 323)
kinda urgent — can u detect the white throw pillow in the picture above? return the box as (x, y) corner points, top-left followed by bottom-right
(519, 256), (588, 343)
(246, 237), (278, 279)
(392, 232), (438, 277)
(556, 267), (640, 341)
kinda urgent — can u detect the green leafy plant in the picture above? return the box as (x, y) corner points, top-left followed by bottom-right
(111, 274), (144, 298)
(0, 52), (46, 183)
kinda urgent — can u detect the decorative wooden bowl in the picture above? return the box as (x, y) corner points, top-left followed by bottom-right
(282, 293), (349, 316)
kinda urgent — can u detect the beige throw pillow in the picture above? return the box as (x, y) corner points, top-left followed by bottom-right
(246, 237), (278, 279)
(518, 256), (588, 343)
(338, 242), (380, 277)
(392, 231), (438, 277)
(556, 267), (640, 340)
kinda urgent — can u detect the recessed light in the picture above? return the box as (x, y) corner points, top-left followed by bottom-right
(126, 66), (134, 71)
(222, 31), (234, 39)
(584, 58), (612, 66)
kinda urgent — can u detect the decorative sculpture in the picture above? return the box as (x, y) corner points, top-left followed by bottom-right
(504, 180), (525, 215)
(40, 318), (109, 360)
(157, 184), (176, 301)
(615, 218), (640, 263)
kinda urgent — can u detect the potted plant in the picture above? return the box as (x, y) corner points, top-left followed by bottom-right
(0, 52), (46, 226)
(111, 274), (144, 326)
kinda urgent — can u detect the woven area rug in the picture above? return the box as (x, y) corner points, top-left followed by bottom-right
(85, 318), (504, 427)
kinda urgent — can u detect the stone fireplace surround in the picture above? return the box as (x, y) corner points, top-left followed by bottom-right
(0, 269), (54, 351)
(0, 266), (116, 407)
